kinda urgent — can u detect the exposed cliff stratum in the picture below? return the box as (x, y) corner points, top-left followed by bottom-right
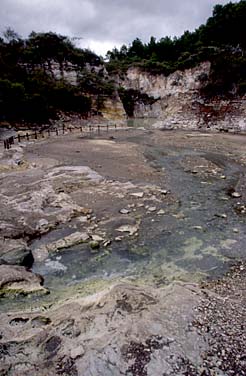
(119, 62), (246, 132)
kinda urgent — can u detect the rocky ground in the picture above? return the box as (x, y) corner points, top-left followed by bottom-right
(0, 126), (245, 375)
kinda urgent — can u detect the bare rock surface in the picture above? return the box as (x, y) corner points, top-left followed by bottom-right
(0, 282), (204, 375)
(0, 129), (245, 375)
(0, 238), (33, 267)
(0, 265), (48, 298)
(0, 159), (104, 242)
(0, 263), (245, 375)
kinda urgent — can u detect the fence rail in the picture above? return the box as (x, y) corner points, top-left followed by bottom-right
(1, 123), (120, 149)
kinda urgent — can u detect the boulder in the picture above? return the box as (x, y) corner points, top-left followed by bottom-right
(0, 265), (49, 297)
(0, 239), (34, 267)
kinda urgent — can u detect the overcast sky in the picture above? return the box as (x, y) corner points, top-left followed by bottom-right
(1, 0), (238, 56)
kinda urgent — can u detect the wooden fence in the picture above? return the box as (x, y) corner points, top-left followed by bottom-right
(1, 123), (119, 150)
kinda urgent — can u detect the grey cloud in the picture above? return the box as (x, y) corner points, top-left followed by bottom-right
(0, 0), (238, 55)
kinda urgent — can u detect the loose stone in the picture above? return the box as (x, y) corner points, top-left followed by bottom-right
(120, 209), (130, 214)
(231, 192), (242, 198)
(130, 192), (144, 198)
(148, 207), (157, 212)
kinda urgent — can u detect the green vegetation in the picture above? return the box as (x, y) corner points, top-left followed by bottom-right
(0, 30), (101, 124)
(0, 1), (245, 125)
(107, 1), (246, 97)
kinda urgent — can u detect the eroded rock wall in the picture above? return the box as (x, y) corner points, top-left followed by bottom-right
(49, 62), (126, 122)
(121, 62), (246, 132)
(100, 95), (126, 123)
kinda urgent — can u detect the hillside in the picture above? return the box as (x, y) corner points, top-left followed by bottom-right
(107, 0), (246, 97)
(0, 0), (245, 129)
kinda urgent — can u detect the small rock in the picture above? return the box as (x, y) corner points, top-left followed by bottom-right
(78, 216), (88, 223)
(220, 175), (226, 179)
(103, 240), (111, 247)
(36, 219), (49, 231)
(119, 209), (130, 214)
(90, 241), (100, 250)
(130, 192), (144, 198)
(193, 226), (203, 230)
(157, 209), (165, 215)
(115, 236), (123, 241)
(117, 225), (138, 236)
(80, 207), (92, 215)
(231, 192), (242, 198)
(148, 207), (157, 212)
(0, 239), (33, 268)
(233, 228), (239, 233)
(137, 203), (144, 208)
(0, 265), (48, 297)
(91, 234), (104, 242)
(160, 190), (168, 195)
(70, 345), (85, 359)
(173, 212), (186, 220)
(220, 197), (229, 201)
(215, 213), (227, 219)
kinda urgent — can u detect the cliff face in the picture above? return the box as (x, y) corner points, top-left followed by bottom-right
(100, 95), (126, 123)
(35, 59), (246, 131)
(48, 61), (125, 122)
(123, 62), (210, 99)
(38, 61), (106, 86)
(120, 62), (246, 132)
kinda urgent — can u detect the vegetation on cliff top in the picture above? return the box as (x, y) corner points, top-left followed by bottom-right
(0, 31), (107, 124)
(0, 0), (245, 124)
(107, 0), (246, 97)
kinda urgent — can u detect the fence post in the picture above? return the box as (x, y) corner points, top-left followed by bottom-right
(63, 125), (65, 134)
(26, 133), (29, 141)
(5, 139), (10, 149)
(56, 128), (58, 136)
(35, 131), (37, 140)
(97, 125), (100, 134)
(80, 126), (82, 133)
(18, 134), (21, 143)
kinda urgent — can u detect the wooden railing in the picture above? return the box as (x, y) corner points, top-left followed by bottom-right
(1, 123), (119, 149)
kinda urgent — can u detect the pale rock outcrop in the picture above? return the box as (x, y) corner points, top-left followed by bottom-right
(0, 239), (33, 267)
(101, 95), (126, 123)
(123, 62), (210, 98)
(0, 265), (48, 297)
(121, 62), (246, 132)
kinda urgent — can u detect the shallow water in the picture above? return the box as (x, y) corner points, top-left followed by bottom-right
(127, 117), (157, 128)
(31, 143), (245, 294)
(1, 131), (245, 312)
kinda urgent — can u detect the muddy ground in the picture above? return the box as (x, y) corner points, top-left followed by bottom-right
(0, 127), (245, 375)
